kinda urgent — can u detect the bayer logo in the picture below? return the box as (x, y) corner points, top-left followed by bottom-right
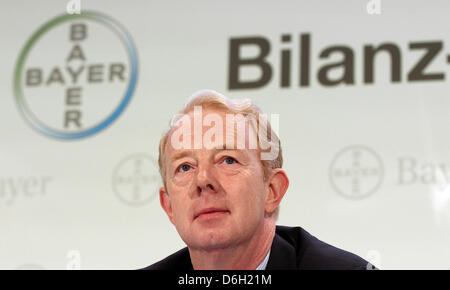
(14, 11), (138, 139)
(112, 154), (160, 206)
(329, 145), (384, 199)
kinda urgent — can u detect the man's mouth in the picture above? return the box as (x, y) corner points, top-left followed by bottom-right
(194, 207), (230, 220)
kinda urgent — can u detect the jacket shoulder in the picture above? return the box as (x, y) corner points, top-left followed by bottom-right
(275, 225), (370, 270)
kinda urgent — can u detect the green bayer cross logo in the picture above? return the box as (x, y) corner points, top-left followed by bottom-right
(329, 145), (384, 199)
(14, 11), (138, 139)
(112, 154), (160, 206)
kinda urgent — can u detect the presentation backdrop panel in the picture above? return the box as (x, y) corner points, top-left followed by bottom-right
(1, 0), (449, 269)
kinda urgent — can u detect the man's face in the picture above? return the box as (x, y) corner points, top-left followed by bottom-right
(160, 108), (270, 251)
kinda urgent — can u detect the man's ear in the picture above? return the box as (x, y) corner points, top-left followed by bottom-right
(159, 186), (175, 225)
(265, 169), (289, 215)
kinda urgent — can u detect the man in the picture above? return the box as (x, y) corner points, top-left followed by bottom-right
(144, 90), (371, 270)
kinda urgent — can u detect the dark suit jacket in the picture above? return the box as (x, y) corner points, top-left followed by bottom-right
(143, 225), (371, 270)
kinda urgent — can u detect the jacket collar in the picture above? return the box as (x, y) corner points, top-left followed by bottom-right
(182, 231), (296, 270)
(265, 233), (297, 270)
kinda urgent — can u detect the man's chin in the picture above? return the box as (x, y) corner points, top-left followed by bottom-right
(192, 230), (234, 251)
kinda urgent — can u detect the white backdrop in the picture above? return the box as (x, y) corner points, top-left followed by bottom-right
(1, 0), (449, 269)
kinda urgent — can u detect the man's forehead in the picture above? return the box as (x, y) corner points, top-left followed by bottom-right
(167, 108), (256, 147)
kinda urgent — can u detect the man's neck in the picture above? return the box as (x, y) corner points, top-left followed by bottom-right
(188, 219), (275, 270)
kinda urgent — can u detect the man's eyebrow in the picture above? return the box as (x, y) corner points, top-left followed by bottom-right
(169, 150), (194, 163)
(211, 147), (248, 157)
(169, 147), (247, 163)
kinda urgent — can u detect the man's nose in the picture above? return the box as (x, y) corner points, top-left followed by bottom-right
(195, 163), (219, 196)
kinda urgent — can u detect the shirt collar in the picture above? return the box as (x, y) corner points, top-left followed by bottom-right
(255, 250), (271, 270)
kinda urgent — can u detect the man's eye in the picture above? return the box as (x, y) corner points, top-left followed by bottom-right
(178, 164), (192, 172)
(223, 157), (237, 165)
